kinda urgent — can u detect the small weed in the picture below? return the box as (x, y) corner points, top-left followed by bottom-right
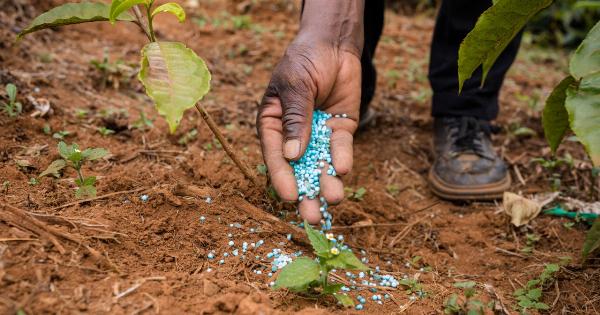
(399, 277), (427, 298)
(2, 181), (9, 193)
(178, 128), (198, 145)
(131, 111), (154, 131)
(531, 154), (573, 191)
(42, 124), (52, 135)
(256, 164), (267, 175)
(90, 48), (136, 90)
(52, 130), (71, 140)
(563, 221), (575, 229)
(74, 108), (89, 119)
(274, 221), (368, 307)
(1, 83), (23, 117)
(386, 184), (401, 195)
(521, 233), (541, 254)
(513, 263), (560, 313)
(444, 281), (493, 315)
(97, 126), (115, 136)
(28, 177), (39, 186)
(39, 142), (109, 199)
(385, 69), (402, 88)
(345, 187), (367, 201)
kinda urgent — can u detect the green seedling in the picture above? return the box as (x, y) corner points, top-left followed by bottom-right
(19, 0), (256, 185)
(131, 111), (154, 130)
(398, 277), (427, 298)
(274, 221), (369, 307)
(444, 281), (493, 315)
(513, 263), (559, 314)
(345, 187), (367, 201)
(39, 142), (109, 199)
(1, 83), (23, 117)
(74, 108), (89, 119)
(90, 47), (136, 90)
(29, 177), (39, 186)
(97, 126), (115, 136)
(42, 124), (52, 135)
(178, 128), (198, 145)
(2, 181), (9, 193)
(52, 130), (71, 140)
(256, 164), (267, 175)
(521, 233), (541, 254)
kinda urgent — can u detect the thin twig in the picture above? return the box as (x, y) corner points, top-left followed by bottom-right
(50, 187), (150, 211)
(495, 246), (527, 259)
(131, 6), (152, 41)
(195, 104), (259, 187)
(0, 238), (39, 242)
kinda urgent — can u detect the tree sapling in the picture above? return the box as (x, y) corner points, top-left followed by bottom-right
(1, 83), (23, 117)
(39, 142), (109, 199)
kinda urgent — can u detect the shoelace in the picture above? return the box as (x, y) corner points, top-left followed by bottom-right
(447, 116), (498, 159)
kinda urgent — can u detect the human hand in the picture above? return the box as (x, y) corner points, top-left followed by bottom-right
(257, 4), (363, 224)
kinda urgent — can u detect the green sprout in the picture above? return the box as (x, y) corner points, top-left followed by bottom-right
(444, 281), (493, 315)
(273, 221), (369, 307)
(1, 83), (23, 117)
(39, 142), (109, 199)
(513, 264), (560, 314)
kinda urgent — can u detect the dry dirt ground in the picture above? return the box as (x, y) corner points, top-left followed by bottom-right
(1, 1), (599, 314)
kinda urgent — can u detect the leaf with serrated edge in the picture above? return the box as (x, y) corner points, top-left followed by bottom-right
(583, 219), (600, 261)
(109, 0), (148, 23)
(458, 0), (552, 91)
(152, 2), (186, 22)
(542, 76), (575, 153)
(303, 220), (331, 256)
(565, 82), (600, 166)
(82, 148), (109, 160)
(39, 159), (66, 177)
(333, 293), (354, 307)
(273, 257), (320, 291)
(325, 250), (369, 271)
(570, 21), (600, 79)
(139, 42), (211, 133)
(18, 2), (134, 39)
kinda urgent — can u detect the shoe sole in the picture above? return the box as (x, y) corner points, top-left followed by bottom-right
(428, 168), (511, 201)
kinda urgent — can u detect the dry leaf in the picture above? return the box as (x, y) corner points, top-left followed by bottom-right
(503, 192), (542, 227)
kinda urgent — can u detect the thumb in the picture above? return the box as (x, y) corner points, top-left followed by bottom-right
(277, 78), (315, 161)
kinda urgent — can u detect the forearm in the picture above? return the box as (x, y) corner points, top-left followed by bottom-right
(296, 0), (365, 56)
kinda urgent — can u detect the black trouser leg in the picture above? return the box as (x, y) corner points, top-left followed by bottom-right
(360, 0), (385, 118)
(428, 0), (522, 120)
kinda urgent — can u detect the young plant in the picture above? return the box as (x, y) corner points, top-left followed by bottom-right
(97, 126), (115, 136)
(458, 0), (599, 260)
(39, 142), (109, 199)
(90, 47), (135, 90)
(444, 281), (493, 315)
(273, 221), (369, 307)
(513, 264), (559, 313)
(1, 83), (23, 117)
(18, 0), (258, 186)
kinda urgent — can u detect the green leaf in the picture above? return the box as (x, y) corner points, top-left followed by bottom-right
(303, 221), (331, 256)
(273, 257), (320, 292)
(543, 76), (576, 153)
(18, 2), (134, 39)
(322, 283), (343, 295)
(575, 1), (600, 8)
(514, 288), (525, 296)
(565, 82), (600, 166)
(76, 176), (96, 187)
(583, 219), (600, 261)
(151, 2), (186, 22)
(526, 288), (542, 300)
(332, 293), (354, 307)
(569, 21), (600, 80)
(325, 250), (369, 271)
(82, 148), (109, 160)
(518, 298), (534, 308)
(76, 185), (97, 199)
(453, 281), (476, 289)
(109, 0), (149, 23)
(534, 302), (550, 310)
(138, 41), (211, 133)
(39, 159), (66, 177)
(5, 83), (17, 102)
(526, 279), (541, 289)
(457, 0), (552, 91)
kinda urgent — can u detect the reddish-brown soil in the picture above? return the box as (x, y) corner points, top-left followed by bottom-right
(1, 1), (599, 314)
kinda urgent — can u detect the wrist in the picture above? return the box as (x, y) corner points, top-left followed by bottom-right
(296, 0), (365, 56)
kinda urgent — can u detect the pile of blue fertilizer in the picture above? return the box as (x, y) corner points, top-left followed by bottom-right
(289, 110), (338, 230)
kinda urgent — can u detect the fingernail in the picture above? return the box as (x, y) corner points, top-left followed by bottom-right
(284, 139), (301, 159)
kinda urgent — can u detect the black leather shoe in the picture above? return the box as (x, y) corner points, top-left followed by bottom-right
(428, 116), (511, 200)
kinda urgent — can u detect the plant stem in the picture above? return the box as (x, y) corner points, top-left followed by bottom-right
(132, 6), (152, 42)
(75, 168), (84, 186)
(194, 103), (260, 187)
(146, 5), (157, 42)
